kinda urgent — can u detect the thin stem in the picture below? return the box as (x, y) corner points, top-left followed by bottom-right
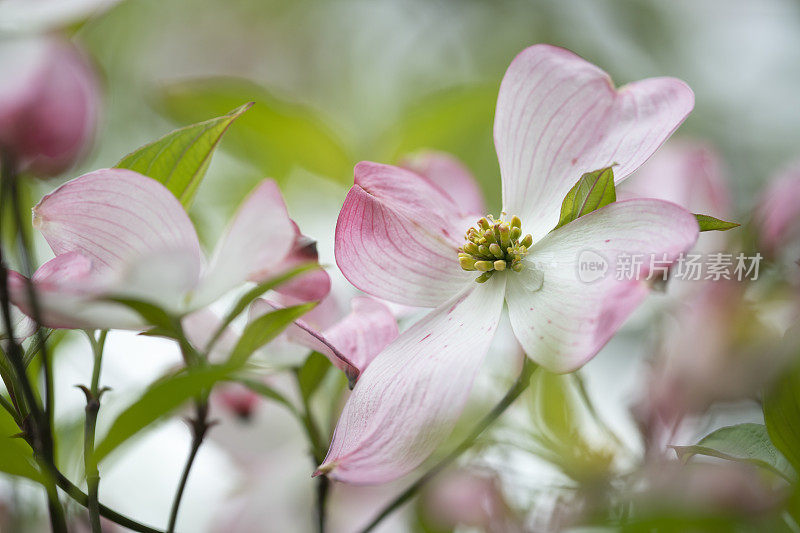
(0, 152), (67, 532)
(167, 402), (209, 533)
(83, 399), (101, 533)
(293, 370), (327, 533)
(359, 357), (538, 533)
(55, 471), (164, 533)
(0, 158), (40, 426)
(316, 475), (329, 533)
(83, 329), (108, 533)
(7, 166), (56, 431)
(90, 330), (107, 392)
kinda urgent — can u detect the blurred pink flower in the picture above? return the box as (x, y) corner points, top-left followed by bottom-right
(634, 280), (787, 453)
(756, 161), (800, 256)
(620, 140), (731, 217)
(320, 44), (699, 484)
(633, 461), (785, 518)
(0, 35), (99, 177)
(7, 169), (329, 329)
(422, 469), (522, 532)
(213, 383), (262, 420)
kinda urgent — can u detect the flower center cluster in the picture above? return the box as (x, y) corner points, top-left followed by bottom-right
(458, 214), (533, 283)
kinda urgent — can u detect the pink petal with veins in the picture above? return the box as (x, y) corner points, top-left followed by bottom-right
(317, 296), (398, 378)
(400, 150), (485, 217)
(250, 296), (398, 387)
(33, 168), (202, 275)
(194, 179), (295, 307)
(254, 221), (331, 303)
(8, 252), (142, 329)
(335, 161), (473, 308)
(507, 199), (699, 373)
(495, 44), (694, 241)
(317, 275), (506, 484)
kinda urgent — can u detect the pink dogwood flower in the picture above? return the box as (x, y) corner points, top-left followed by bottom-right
(7, 168), (329, 330)
(319, 45), (700, 483)
(619, 140), (731, 217)
(0, 35), (99, 177)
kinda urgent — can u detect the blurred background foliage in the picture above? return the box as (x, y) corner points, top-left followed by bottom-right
(69, 0), (800, 228)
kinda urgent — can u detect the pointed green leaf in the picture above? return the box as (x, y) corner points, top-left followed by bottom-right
(296, 352), (333, 402)
(694, 213), (740, 232)
(229, 303), (316, 366)
(94, 364), (237, 463)
(117, 103), (252, 207)
(157, 78), (352, 184)
(670, 423), (794, 481)
(555, 166), (616, 230)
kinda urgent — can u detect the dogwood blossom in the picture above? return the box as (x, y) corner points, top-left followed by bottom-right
(318, 44), (700, 483)
(7, 168), (328, 330)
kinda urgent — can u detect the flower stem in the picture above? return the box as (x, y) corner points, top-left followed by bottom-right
(0, 152), (67, 532)
(167, 401), (209, 533)
(359, 356), (538, 533)
(83, 330), (108, 533)
(293, 370), (328, 533)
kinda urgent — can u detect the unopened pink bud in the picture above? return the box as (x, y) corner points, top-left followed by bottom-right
(0, 36), (99, 178)
(214, 385), (259, 420)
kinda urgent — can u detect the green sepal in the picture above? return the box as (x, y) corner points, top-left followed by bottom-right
(694, 213), (740, 232)
(555, 166), (616, 230)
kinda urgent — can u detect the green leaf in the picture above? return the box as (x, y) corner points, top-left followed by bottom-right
(94, 364), (236, 463)
(105, 297), (176, 331)
(381, 85), (500, 209)
(555, 166), (617, 230)
(296, 352), (333, 402)
(670, 423), (794, 481)
(229, 303), (316, 366)
(0, 407), (42, 482)
(157, 78), (352, 184)
(764, 360), (800, 474)
(694, 213), (740, 232)
(117, 103), (252, 208)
